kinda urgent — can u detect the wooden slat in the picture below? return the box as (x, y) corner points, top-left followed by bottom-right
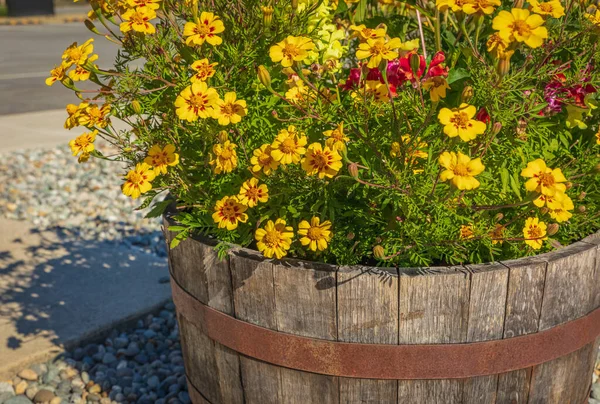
(397, 270), (470, 403)
(528, 242), (597, 402)
(273, 262), (339, 404)
(230, 255), (281, 404)
(495, 257), (547, 404)
(462, 263), (509, 404)
(337, 267), (398, 403)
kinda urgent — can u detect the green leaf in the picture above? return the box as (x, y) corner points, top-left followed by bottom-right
(509, 171), (522, 200)
(145, 199), (173, 219)
(355, 0), (367, 23)
(447, 67), (470, 84)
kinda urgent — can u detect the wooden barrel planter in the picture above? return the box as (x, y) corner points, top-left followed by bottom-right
(163, 215), (600, 404)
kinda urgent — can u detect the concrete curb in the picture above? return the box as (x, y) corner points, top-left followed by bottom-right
(0, 297), (171, 381)
(0, 13), (86, 26)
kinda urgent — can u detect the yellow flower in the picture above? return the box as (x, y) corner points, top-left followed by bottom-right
(349, 24), (387, 41)
(436, 0), (473, 12)
(301, 143), (343, 179)
(209, 140), (238, 174)
(183, 12), (225, 46)
(174, 82), (219, 122)
(351, 80), (390, 103)
(439, 151), (485, 190)
(212, 196), (248, 230)
(69, 130), (97, 162)
(237, 178), (269, 207)
(250, 144), (280, 175)
(438, 103), (487, 142)
(520, 159), (567, 196)
(298, 217), (332, 251)
(492, 8), (548, 49)
(120, 7), (156, 34)
(459, 224), (475, 239)
(533, 193), (561, 208)
(126, 0), (160, 9)
(46, 65), (67, 86)
(585, 10), (600, 26)
(422, 76), (450, 102)
(270, 126), (307, 165)
(62, 39), (96, 68)
(523, 217), (547, 249)
(356, 37), (402, 68)
(78, 103), (111, 129)
(548, 193), (574, 223)
(487, 32), (511, 58)
(529, 0), (564, 18)
(211, 92), (247, 125)
(285, 84), (313, 106)
(463, 0), (500, 14)
(255, 219), (294, 259)
(490, 224), (504, 245)
(323, 122), (349, 151)
(122, 162), (156, 199)
(144, 144), (179, 175)
(391, 135), (428, 167)
(269, 36), (315, 67)
(596, 128), (600, 145)
(64, 103), (84, 129)
(68, 65), (93, 82)
(190, 59), (217, 83)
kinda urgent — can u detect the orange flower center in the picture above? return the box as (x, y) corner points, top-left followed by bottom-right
(370, 42), (386, 56)
(259, 153), (273, 165)
(220, 148), (233, 159)
(244, 187), (259, 200)
(131, 11), (147, 24)
(128, 172), (143, 184)
(306, 227), (323, 240)
(539, 3), (553, 12)
(67, 48), (83, 62)
(188, 94), (208, 110)
(283, 44), (300, 59)
(264, 230), (281, 247)
(221, 202), (240, 221)
(330, 129), (344, 141)
(528, 225), (542, 239)
(311, 152), (329, 169)
(450, 112), (471, 129)
(220, 103), (236, 116)
(194, 23), (211, 36)
(453, 163), (470, 176)
(280, 138), (296, 154)
(537, 172), (555, 187)
(510, 20), (531, 36)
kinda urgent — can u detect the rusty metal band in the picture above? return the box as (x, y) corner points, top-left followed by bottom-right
(171, 273), (600, 380)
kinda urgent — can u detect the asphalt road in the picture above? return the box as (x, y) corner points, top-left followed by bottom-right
(0, 23), (119, 115)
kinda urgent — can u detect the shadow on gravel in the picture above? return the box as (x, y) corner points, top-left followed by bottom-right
(0, 225), (170, 354)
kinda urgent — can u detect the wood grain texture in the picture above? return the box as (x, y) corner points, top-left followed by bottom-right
(397, 270), (470, 403)
(462, 263), (509, 404)
(273, 262), (339, 404)
(495, 257), (547, 404)
(337, 267), (398, 404)
(230, 255), (281, 404)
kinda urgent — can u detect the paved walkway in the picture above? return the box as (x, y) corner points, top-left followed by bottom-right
(0, 111), (171, 380)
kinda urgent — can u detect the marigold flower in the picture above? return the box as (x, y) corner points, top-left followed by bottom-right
(548, 193), (574, 223)
(78, 103), (111, 129)
(211, 92), (247, 125)
(492, 8), (548, 49)
(62, 39), (96, 68)
(323, 122), (349, 151)
(270, 126), (307, 165)
(356, 37), (402, 68)
(255, 219), (294, 259)
(349, 24), (387, 41)
(127, 0), (160, 10)
(463, 0), (500, 15)
(190, 59), (217, 83)
(144, 144), (179, 175)
(298, 217), (332, 251)
(436, 0), (473, 12)
(122, 162), (156, 199)
(269, 36), (315, 67)
(46, 65), (67, 86)
(521, 159), (567, 196)
(351, 80), (390, 103)
(391, 135), (428, 168)
(64, 103), (84, 129)
(238, 178), (269, 207)
(250, 144), (280, 175)
(459, 224), (475, 239)
(422, 76), (450, 102)
(210, 140), (238, 174)
(585, 10), (600, 26)
(523, 217), (547, 249)
(438, 103), (487, 142)
(69, 130), (97, 163)
(68, 65), (93, 82)
(301, 143), (343, 179)
(529, 0), (564, 18)
(184, 12), (225, 46)
(175, 82), (219, 122)
(120, 7), (157, 34)
(285, 84), (313, 105)
(595, 129), (600, 145)
(439, 151), (485, 190)
(212, 196), (248, 230)
(487, 32), (511, 58)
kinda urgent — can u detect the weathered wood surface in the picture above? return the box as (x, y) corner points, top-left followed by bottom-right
(164, 217), (600, 404)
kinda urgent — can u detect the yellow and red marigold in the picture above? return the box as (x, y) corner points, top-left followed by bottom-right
(302, 143), (343, 179)
(270, 126), (308, 165)
(237, 178), (269, 207)
(210, 140), (238, 174)
(184, 12), (225, 46)
(269, 36), (315, 68)
(120, 7), (157, 34)
(298, 217), (333, 251)
(523, 217), (547, 249)
(438, 103), (487, 142)
(250, 144), (280, 176)
(175, 82), (219, 122)
(144, 144), (179, 175)
(520, 159), (567, 196)
(212, 196), (248, 230)
(122, 162), (156, 199)
(255, 219), (294, 259)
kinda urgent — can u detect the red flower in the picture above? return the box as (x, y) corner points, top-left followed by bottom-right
(475, 107), (491, 124)
(386, 51), (448, 88)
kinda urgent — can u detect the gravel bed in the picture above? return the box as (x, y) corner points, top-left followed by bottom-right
(0, 302), (189, 404)
(0, 144), (165, 257)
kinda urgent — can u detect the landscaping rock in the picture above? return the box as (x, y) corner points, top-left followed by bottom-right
(32, 389), (55, 403)
(16, 371), (36, 382)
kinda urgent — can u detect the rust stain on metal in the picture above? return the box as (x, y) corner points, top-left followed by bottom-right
(171, 273), (600, 380)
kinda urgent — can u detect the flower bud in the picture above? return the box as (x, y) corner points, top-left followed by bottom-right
(540, 207), (549, 215)
(565, 182), (573, 189)
(348, 162), (359, 178)
(594, 163), (600, 173)
(513, 0), (524, 7)
(492, 121), (502, 136)
(131, 100), (142, 115)
(409, 53), (421, 77)
(578, 205), (586, 213)
(497, 51), (514, 78)
(547, 223), (559, 236)
(346, 232), (355, 240)
(373, 245), (385, 259)
(261, 5), (274, 27)
(495, 213), (504, 222)
(84, 19), (101, 35)
(257, 65), (272, 89)
(461, 86), (473, 103)
(578, 191), (586, 200)
(291, 0), (298, 10)
(217, 130), (229, 143)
